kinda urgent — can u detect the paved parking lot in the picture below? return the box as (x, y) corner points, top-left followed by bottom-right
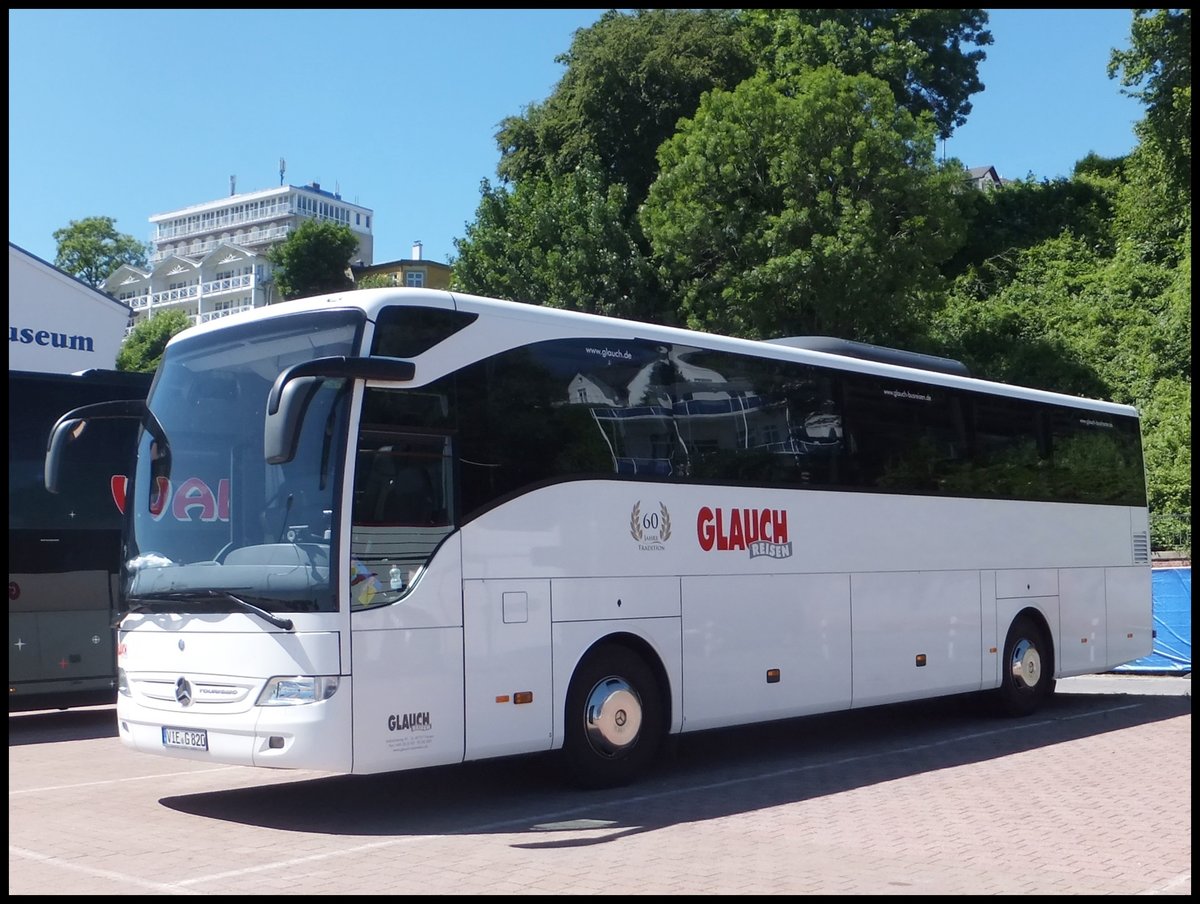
(9, 676), (1190, 895)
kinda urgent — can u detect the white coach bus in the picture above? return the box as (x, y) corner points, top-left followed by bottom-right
(46, 288), (1152, 788)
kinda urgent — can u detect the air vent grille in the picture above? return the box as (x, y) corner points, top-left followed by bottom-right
(1132, 531), (1150, 565)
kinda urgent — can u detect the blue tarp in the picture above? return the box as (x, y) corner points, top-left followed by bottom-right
(1114, 567), (1192, 674)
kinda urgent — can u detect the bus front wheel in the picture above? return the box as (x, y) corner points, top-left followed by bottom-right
(994, 614), (1055, 717)
(562, 644), (664, 789)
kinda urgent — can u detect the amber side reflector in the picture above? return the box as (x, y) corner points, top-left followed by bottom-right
(989, 647), (998, 654)
(1081, 638), (1088, 644)
(495, 695), (510, 704)
(513, 691), (534, 705)
(915, 654), (927, 667)
(766, 669), (780, 684)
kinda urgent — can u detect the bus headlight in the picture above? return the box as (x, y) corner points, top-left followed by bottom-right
(257, 676), (340, 706)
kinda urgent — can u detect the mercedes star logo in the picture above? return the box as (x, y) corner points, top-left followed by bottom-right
(175, 677), (193, 707)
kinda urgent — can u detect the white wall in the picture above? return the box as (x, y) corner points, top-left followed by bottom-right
(8, 244), (131, 374)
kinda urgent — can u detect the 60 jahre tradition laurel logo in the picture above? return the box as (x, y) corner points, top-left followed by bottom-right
(630, 501), (671, 550)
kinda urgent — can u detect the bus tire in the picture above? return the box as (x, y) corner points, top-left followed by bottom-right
(561, 644), (664, 789)
(994, 614), (1055, 717)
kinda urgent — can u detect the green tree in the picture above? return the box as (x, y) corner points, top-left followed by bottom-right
(355, 272), (394, 289)
(1111, 136), (1190, 266)
(496, 9), (754, 207)
(932, 234), (1175, 397)
(1108, 8), (1191, 198)
(466, 9), (991, 328)
(1107, 10), (1192, 269)
(641, 68), (966, 342)
(53, 216), (149, 289)
(467, 8), (753, 318)
(452, 162), (665, 321)
(116, 309), (193, 373)
(742, 8), (993, 139)
(267, 219), (358, 301)
(943, 172), (1119, 283)
(1140, 377), (1191, 553)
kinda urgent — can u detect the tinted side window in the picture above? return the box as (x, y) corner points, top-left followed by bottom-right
(454, 348), (567, 516)
(951, 393), (1051, 500)
(444, 337), (1145, 513)
(670, 348), (843, 488)
(371, 306), (477, 358)
(841, 375), (965, 493)
(550, 339), (675, 477)
(452, 339), (851, 511)
(1048, 407), (1147, 505)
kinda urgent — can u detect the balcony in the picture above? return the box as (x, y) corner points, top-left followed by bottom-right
(202, 273), (253, 296)
(122, 275), (269, 330)
(149, 223), (294, 264)
(124, 303), (257, 336)
(153, 202), (295, 243)
(197, 304), (256, 325)
(150, 285), (200, 306)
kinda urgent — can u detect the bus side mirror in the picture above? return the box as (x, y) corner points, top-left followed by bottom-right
(265, 376), (322, 465)
(44, 399), (162, 493)
(264, 356), (416, 465)
(44, 417), (83, 494)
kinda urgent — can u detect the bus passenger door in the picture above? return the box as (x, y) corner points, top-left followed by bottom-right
(347, 425), (466, 774)
(462, 579), (553, 760)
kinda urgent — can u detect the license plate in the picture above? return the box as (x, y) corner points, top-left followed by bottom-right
(162, 726), (208, 750)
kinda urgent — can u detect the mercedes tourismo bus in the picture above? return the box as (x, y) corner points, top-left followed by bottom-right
(45, 288), (1152, 787)
(11, 368), (152, 712)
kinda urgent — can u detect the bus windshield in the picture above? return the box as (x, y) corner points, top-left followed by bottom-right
(122, 309), (363, 614)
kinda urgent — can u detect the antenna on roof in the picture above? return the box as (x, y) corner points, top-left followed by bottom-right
(230, 175), (236, 196)
(279, 157), (286, 187)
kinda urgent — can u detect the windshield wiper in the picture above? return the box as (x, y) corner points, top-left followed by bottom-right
(120, 590), (295, 631)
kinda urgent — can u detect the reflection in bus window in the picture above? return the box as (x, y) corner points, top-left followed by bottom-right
(350, 404), (455, 606)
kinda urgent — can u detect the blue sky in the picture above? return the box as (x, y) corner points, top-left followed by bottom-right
(8, 9), (1145, 269)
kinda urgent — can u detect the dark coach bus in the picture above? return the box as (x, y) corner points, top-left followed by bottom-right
(9, 368), (152, 712)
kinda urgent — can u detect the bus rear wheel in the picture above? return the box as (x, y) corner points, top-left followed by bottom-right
(994, 614), (1055, 717)
(562, 644), (664, 789)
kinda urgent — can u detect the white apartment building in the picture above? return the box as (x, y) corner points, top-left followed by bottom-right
(102, 180), (374, 333)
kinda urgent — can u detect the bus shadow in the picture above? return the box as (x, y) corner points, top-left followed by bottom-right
(7, 705), (118, 744)
(160, 691), (1189, 837)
